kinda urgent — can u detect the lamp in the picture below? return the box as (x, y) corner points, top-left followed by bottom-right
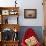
(14, 28), (17, 32)
(13, 28), (18, 41)
(15, 0), (17, 7)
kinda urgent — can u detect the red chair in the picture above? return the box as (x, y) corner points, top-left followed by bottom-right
(21, 28), (41, 46)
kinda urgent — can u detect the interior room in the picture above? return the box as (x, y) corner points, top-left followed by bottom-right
(0, 0), (45, 46)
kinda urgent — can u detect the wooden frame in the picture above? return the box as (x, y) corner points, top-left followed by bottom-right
(9, 10), (18, 15)
(24, 9), (37, 18)
(2, 10), (9, 15)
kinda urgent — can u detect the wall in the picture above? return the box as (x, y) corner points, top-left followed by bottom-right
(0, 0), (44, 26)
(43, 0), (46, 27)
(19, 0), (44, 26)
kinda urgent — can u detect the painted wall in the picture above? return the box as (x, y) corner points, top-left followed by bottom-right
(0, 0), (44, 26)
(19, 0), (44, 26)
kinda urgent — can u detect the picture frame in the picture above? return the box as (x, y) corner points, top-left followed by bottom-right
(24, 9), (37, 18)
(2, 10), (9, 15)
(0, 15), (1, 24)
(9, 10), (18, 15)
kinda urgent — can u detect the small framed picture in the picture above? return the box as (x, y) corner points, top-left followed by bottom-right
(24, 9), (37, 18)
(9, 10), (18, 15)
(2, 10), (9, 15)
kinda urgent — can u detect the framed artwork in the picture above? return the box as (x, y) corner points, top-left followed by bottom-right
(24, 9), (37, 18)
(2, 10), (9, 15)
(9, 10), (18, 15)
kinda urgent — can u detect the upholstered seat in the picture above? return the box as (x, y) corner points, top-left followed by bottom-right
(21, 28), (41, 46)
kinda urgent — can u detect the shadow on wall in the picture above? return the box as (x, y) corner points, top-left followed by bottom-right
(18, 26), (43, 44)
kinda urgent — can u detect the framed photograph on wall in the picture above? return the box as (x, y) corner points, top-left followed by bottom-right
(2, 10), (9, 15)
(24, 9), (37, 18)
